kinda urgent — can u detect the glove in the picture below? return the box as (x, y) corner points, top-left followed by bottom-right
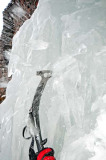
(28, 137), (55, 160)
(37, 148), (55, 160)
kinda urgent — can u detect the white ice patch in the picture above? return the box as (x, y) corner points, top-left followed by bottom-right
(12, 5), (26, 18)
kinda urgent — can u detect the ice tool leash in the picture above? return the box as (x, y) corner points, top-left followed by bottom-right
(23, 70), (52, 160)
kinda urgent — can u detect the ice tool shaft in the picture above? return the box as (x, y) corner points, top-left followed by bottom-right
(23, 70), (52, 152)
(31, 70), (52, 151)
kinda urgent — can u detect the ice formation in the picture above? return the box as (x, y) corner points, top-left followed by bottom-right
(0, 0), (106, 160)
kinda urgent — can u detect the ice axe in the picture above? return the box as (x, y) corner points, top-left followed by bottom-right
(23, 70), (52, 157)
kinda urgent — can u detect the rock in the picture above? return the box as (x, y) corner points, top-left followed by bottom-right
(0, 0), (39, 102)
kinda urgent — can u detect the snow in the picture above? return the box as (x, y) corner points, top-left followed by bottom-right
(0, 0), (106, 160)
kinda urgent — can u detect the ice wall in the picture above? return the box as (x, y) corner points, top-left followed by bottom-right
(0, 0), (106, 160)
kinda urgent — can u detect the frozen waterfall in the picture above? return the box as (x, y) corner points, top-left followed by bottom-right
(0, 0), (106, 160)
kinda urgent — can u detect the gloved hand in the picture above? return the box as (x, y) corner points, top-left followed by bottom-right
(28, 137), (55, 160)
(37, 148), (55, 160)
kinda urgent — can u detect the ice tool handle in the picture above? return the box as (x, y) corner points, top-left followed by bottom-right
(31, 70), (52, 151)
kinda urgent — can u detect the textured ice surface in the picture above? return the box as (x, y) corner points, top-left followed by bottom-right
(0, 0), (106, 160)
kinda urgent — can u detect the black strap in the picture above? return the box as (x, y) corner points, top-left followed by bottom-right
(23, 126), (37, 160)
(22, 126), (32, 140)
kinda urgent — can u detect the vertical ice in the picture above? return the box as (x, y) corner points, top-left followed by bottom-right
(0, 0), (106, 160)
